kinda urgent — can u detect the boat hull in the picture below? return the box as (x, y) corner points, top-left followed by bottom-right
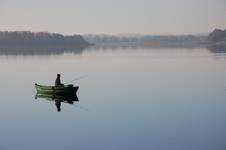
(35, 83), (79, 95)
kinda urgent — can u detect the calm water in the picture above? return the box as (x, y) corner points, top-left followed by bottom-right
(0, 47), (226, 150)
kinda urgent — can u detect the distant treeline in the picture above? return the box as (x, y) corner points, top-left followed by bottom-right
(0, 29), (225, 55)
(83, 34), (207, 47)
(0, 31), (91, 47)
(84, 29), (226, 49)
(207, 29), (226, 43)
(83, 30), (226, 53)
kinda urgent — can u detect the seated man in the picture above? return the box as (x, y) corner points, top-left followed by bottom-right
(55, 74), (64, 86)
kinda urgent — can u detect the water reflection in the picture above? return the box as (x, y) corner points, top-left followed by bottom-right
(0, 45), (88, 55)
(35, 93), (79, 112)
(88, 44), (226, 54)
(0, 43), (225, 56)
(87, 43), (205, 50)
(207, 44), (226, 53)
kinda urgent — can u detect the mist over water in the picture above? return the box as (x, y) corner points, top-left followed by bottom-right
(0, 46), (225, 150)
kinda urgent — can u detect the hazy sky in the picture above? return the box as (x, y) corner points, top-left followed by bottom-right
(0, 0), (225, 35)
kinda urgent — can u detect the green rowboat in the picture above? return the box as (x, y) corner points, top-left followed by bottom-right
(35, 83), (79, 95)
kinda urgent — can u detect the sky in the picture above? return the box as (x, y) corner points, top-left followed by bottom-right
(0, 0), (225, 35)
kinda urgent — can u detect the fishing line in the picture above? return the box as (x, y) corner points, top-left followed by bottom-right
(72, 104), (89, 111)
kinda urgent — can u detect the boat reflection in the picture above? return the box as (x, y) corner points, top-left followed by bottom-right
(35, 93), (79, 112)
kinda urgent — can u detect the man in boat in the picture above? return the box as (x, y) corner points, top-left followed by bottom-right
(55, 74), (64, 86)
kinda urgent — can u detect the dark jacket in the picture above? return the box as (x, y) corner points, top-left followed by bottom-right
(55, 77), (62, 86)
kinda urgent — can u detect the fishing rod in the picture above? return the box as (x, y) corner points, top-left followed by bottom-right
(63, 75), (88, 84)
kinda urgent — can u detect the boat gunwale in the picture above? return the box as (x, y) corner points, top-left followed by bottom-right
(35, 83), (79, 92)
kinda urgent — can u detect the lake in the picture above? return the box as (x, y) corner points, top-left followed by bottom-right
(0, 46), (226, 150)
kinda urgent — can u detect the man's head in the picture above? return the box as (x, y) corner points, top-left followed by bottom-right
(57, 74), (61, 78)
